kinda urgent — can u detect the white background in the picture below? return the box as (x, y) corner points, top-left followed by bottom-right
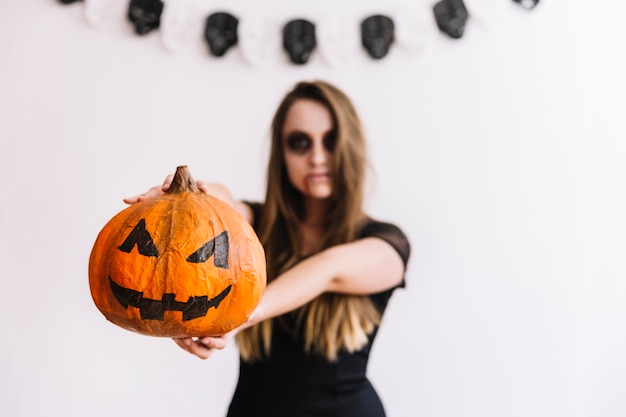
(1, 1), (624, 416)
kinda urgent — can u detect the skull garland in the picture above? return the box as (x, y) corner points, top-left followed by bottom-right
(283, 19), (317, 65)
(128, 0), (163, 36)
(204, 12), (239, 57)
(361, 15), (395, 60)
(60, 3), (542, 59)
(433, 0), (469, 39)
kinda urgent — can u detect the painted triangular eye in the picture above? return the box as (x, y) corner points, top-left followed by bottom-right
(186, 231), (229, 269)
(118, 219), (159, 257)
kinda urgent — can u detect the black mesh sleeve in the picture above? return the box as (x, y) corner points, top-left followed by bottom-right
(359, 220), (411, 269)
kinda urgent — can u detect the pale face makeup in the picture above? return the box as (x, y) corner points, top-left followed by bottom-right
(282, 99), (336, 201)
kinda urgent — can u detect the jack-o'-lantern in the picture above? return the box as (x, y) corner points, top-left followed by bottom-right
(89, 166), (266, 337)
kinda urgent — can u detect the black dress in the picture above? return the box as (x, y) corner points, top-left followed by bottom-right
(227, 203), (411, 417)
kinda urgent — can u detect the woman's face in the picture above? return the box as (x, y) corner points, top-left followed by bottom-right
(281, 99), (336, 200)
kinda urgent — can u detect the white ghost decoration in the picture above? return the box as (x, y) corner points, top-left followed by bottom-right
(84, 0), (124, 27)
(394, 8), (438, 56)
(161, 0), (193, 54)
(318, 14), (359, 68)
(238, 15), (280, 68)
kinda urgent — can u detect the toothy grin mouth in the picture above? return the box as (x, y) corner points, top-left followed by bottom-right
(109, 277), (232, 321)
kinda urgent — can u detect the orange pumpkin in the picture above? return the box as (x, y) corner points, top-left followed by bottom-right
(89, 166), (266, 337)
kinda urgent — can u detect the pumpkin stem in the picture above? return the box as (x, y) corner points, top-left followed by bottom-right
(168, 166), (200, 194)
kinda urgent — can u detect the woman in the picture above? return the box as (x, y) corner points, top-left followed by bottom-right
(126, 80), (410, 417)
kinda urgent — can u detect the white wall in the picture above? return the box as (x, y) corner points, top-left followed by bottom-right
(1, 1), (624, 416)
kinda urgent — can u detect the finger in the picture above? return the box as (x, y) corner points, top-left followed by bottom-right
(197, 182), (210, 194)
(172, 337), (192, 351)
(173, 338), (214, 359)
(124, 192), (152, 204)
(123, 196), (140, 204)
(124, 184), (165, 205)
(199, 336), (228, 350)
(187, 340), (214, 359)
(161, 174), (174, 191)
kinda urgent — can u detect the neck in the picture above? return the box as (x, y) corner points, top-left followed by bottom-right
(302, 197), (329, 227)
(299, 197), (330, 255)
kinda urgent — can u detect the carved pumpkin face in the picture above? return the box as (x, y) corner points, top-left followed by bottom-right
(89, 166), (266, 338)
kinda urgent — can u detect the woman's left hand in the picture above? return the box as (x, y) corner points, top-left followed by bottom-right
(172, 333), (232, 360)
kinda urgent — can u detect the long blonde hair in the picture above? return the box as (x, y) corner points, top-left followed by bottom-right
(236, 81), (381, 361)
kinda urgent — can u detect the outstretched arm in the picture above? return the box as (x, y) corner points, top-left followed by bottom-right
(250, 236), (405, 324)
(175, 236), (405, 359)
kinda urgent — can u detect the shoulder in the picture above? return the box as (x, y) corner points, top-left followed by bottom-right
(242, 201), (263, 230)
(358, 218), (411, 268)
(358, 218), (407, 239)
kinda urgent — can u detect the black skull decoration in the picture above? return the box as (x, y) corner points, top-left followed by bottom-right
(433, 0), (468, 40)
(204, 12), (239, 57)
(361, 15), (395, 60)
(513, 0), (540, 9)
(283, 19), (316, 65)
(128, 0), (164, 36)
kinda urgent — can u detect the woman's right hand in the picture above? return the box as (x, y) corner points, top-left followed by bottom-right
(172, 333), (232, 360)
(123, 174), (174, 205)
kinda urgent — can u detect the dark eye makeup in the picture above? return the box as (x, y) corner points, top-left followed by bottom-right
(322, 130), (337, 152)
(285, 132), (312, 153)
(285, 130), (337, 154)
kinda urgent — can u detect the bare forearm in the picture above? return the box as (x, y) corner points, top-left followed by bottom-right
(244, 238), (404, 328)
(247, 251), (335, 326)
